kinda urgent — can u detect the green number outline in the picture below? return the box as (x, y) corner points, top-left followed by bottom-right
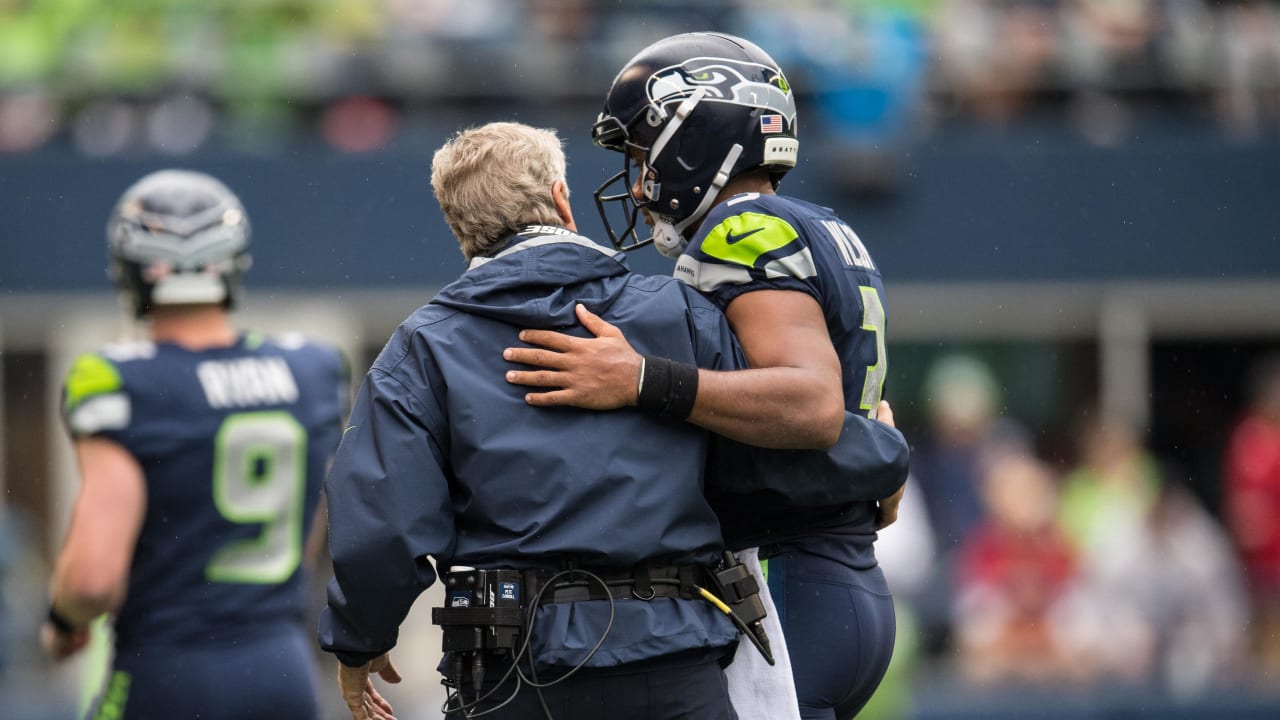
(206, 410), (306, 584)
(859, 286), (888, 418)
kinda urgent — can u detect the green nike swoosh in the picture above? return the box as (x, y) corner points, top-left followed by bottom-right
(343, 425), (358, 436)
(724, 227), (764, 244)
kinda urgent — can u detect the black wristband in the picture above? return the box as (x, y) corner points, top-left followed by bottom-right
(47, 603), (82, 634)
(637, 355), (699, 419)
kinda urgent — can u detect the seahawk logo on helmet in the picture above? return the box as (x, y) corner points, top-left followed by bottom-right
(107, 169), (252, 318)
(592, 33), (800, 258)
(645, 59), (796, 126)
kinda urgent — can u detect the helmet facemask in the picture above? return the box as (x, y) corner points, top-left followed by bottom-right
(593, 34), (799, 259)
(592, 144), (651, 254)
(594, 88), (744, 259)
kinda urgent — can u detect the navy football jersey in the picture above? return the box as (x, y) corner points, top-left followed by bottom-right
(678, 192), (889, 567)
(61, 332), (347, 649)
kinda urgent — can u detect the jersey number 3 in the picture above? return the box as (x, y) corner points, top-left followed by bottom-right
(859, 286), (887, 419)
(207, 411), (307, 584)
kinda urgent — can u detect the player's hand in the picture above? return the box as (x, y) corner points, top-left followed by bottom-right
(338, 652), (401, 720)
(873, 400), (903, 528)
(876, 482), (905, 530)
(876, 400), (895, 428)
(40, 622), (90, 662)
(504, 303), (643, 409)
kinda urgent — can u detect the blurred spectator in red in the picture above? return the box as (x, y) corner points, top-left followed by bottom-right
(1224, 353), (1280, 680)
(321, 95), (398, 153)
(952, 452), (1091, 686)
(0, 90), (58, 152)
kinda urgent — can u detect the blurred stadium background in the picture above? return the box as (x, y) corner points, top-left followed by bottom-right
(3, 1), (1280, 718)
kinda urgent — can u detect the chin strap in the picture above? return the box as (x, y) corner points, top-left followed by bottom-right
(651, 220), (687, 259)
(650, 142), (745, 259)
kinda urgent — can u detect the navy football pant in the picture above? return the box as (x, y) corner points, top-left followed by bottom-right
(767, 552), (896, 720)
(446, 647), (737, 719)
(85, 625), (321, 720)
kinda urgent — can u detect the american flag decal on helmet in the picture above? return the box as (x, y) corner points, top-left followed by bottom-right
(760, 114), (783, 134)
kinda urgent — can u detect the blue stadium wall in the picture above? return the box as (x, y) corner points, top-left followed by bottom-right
(2, 106), (1278, 292)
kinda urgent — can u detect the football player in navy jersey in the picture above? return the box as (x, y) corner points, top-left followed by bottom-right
(42, 170), (348, 720)
(504, 33), (906, 720)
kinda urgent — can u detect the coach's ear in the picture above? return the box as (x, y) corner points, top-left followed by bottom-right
(553, 180), (576, 232)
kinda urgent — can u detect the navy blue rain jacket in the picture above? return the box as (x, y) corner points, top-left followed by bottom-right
(318, 227), (742, 669)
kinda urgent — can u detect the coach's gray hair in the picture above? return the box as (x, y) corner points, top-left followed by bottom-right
(431, 122), (569, 261)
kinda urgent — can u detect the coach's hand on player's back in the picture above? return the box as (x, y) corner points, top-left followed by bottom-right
(876, 483), (906, 530)
(338, 652), (401, 720)
(505, 303), (643, 409)
(873, 400), (905, 530)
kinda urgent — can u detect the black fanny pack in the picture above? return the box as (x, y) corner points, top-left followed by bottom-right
(429, 563), (711, 654)
(430, 555), (774, 666)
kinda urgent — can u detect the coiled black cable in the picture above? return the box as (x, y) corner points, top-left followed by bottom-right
(440, 568), (616, 719)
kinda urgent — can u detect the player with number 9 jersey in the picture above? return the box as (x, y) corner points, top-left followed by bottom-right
(62, 334), (347, 642)
(44, 170), (348, 720)
(62, 330), (348, 712)
(60, 334), (347, 718)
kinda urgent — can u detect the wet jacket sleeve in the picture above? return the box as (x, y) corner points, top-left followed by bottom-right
(687, 278), (910, 504)
(778, 411), (907, 504)
(710, 411), (908, 506)
(706, 397), (916, 504)
(317, 367), (455, 667)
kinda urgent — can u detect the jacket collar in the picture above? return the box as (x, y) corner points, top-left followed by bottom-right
(467, 225), (621, 271)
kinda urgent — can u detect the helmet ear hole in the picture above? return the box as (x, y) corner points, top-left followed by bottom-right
(674, 115), (708, 172)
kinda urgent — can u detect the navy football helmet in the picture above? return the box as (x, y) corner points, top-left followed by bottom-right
(107, 170), (251, 318)
(592, 32), (799, 257)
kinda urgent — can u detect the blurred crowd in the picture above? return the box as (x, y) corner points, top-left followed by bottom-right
(2, 0), (1280, 156)
(13, 349), (1280, 717)
(3, 1), (1280, 717)
(870, 351), (1280, 716)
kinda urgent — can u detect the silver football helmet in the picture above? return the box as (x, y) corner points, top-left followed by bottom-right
(107, 169), (251, 317)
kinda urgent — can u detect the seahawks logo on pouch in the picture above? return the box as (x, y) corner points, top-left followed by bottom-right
(645, 57), (796, 124)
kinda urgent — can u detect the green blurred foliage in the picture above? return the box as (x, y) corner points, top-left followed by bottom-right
(0, 0), (381, 97)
